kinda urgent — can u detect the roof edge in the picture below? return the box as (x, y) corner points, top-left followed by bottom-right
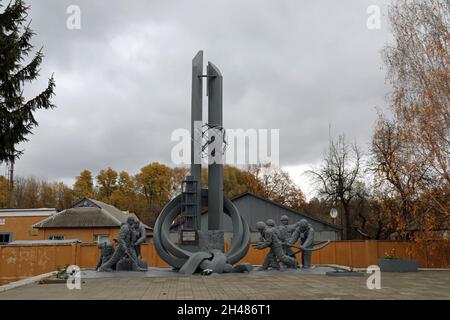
(231, 192), (341, 230)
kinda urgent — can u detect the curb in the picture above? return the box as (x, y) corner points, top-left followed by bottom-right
(0, 271), (57, 293)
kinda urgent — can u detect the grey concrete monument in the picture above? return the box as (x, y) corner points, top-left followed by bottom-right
(255, 218), (333, 270)
(277, 215), (295, 256)
(255, 221), (298, 269)
(98, 217), (148, 272)
(289, 219), (315, 268)
(133, 220), (147, 258)
(95, 242), (115, 271)
(153, 51), (250, 274)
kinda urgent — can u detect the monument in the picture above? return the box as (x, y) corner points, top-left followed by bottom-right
(98, 217), (148, 272)
(153, 51), (251, 274)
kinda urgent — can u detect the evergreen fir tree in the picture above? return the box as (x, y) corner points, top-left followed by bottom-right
(0, 0), (55, 206)
(0, 0), (56, 163)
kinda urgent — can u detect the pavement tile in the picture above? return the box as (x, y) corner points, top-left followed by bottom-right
(0, 271), (449, 300)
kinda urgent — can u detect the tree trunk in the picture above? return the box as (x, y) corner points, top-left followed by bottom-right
(8, 160), (14, 208)
(375, 217), (382, 240)
(342, 201), (352, 240)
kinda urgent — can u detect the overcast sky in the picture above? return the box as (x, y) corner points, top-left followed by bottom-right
(2, 0), (394, 199)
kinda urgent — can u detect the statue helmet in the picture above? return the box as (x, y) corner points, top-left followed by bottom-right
(256, 221), (266, 231)
(297, 219), (309, 231)
(265, 219), (276, 227)
(126, 217), (135, 225)
(280, 215), (289, 222)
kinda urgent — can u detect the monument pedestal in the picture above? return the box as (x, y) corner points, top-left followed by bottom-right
(180, 230), (224, 252)
(202, 230), (224, 251)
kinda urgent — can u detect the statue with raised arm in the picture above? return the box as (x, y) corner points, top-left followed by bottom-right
(289, 219), (314, 268)
(255, 221), (298, 269)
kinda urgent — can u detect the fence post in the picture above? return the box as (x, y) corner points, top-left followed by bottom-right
(365, 240), (377, 267)
(333, 241), (337, 265)
(349, 241), (353, 267)
(0, 246), (2, 277)
(71, 243), (79, 266)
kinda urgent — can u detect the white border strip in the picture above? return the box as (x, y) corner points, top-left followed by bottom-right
(0, 271), (57, 293)
(0, 213), (53, 217)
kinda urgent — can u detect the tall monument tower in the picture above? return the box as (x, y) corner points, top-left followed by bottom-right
(153, 51), (250, 274)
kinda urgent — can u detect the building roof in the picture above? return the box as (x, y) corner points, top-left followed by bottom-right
(87, 198), (130, 224)
(172, 192), (341, 230)
(0, 208), (57, 217)
(8, 239), (83, 245)
(33, 198), (150, 229)
(230, 192), (340, 230)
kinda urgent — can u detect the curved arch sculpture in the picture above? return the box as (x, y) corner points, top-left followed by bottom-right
(154, 190), (250, 273)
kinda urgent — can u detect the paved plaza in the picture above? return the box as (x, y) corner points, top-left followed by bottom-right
(0, 269), (449, 300)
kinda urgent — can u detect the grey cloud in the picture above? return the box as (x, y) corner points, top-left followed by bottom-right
(6, 0), (393, 186)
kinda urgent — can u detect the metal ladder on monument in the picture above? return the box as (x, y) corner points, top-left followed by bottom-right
(181, 176), (199, 234)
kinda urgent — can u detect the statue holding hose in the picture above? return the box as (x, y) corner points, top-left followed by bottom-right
(288, 219), (315, 268)
(254, 221), (298, 269)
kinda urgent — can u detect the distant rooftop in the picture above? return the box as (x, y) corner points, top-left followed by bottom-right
(33, 198), (151, 230)
(0, 208), (57, 217)
(7, 239), (83, 245)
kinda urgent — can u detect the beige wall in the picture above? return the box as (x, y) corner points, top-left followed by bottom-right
(0, 215), (121, 244)
(0, 216), (46, 241)
(39, 227), (120, 244)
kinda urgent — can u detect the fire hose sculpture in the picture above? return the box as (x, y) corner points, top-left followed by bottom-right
(253, 219), (331, 269)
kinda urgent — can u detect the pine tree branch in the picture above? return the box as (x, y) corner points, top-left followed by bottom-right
(23, 75), (56, 111)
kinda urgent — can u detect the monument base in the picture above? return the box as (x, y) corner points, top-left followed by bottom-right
(179, 230), (224, 252)
(193, 230), (224, 252)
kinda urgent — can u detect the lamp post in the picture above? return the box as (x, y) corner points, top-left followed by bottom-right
(330, 207), (340, 240)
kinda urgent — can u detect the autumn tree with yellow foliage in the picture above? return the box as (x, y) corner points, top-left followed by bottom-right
(73, 169), (94, 200)
(95, 167), (118, 202)
(371, 0), (449, 239)
(0, 162), (309, 227)
(135, 163), (173, 225)
(0, 176), (9, 207)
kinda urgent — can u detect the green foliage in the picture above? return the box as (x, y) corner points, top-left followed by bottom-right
(55, 264), (69, 279)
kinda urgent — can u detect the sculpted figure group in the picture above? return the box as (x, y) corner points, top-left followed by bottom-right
(96, 215), (317, 272)
(255, 216), (315, 269)
(97, 217), (148, 272)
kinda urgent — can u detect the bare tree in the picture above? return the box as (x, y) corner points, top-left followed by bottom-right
(371, 0), (449, 239)
(244, 164), (306, 211)
(308, 135), (362, 239)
